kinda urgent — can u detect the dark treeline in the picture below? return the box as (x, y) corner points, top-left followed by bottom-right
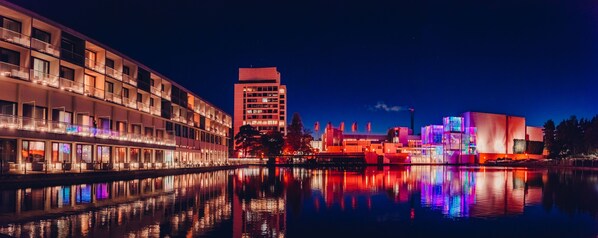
(234, 113), (313, 158)
(544, 115), (598, 158)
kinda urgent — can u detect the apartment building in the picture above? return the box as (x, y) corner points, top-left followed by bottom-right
(0, 1), (231, 173)
(233, 67), (287, 137)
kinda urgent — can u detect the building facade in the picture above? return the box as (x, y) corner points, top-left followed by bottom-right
(0, 1), (231, 174)
(233, 67), (287, 138)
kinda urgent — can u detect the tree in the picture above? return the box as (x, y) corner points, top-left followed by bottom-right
(544, 120), (558, 158)
(234, 125), (261, 157)
(556, 116), (584, 156)
(285, 113), (314, 155)
(260, 130), (285, 158)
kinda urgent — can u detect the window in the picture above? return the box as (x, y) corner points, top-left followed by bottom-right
(32, 28), (51, 43)
(85, 50), (96, 64)
(0, 100), (16, 116)
(0, 47), (20, 65)
(59, 66), (75, 81)
(32, 57), (50, 79)
(23, 104), (46, 120)
(123, 65), (130, 75)
(150, 98), (154, 107)
(22, 140), (45, 163)
(52, 143), (71, 163)
(129, 148), (139, 163)
(105, 81), (114, 93)
(150, 78), (154, 87)
(76, 144), (93, 163)
(84, 74), (96, 94)
(123, 88), (129, 98)
(137, 93), (142, 103)
(1, 16), (21, 33)
(131, 124), (141, 135)
(105, 58), (114, 69)
(97, 146), (111, 163)
(52, 109), (72, 124)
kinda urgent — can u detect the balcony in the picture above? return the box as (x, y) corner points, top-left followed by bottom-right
(84, 86), (104, 99)
(30, 69), (59, 88)
(31, 38), (59, 57)
(122, 74), (137, 86)
(150, 106), (161, 116)
(106, 67), (122, 81)
(0, 61), (29, 80)
(150, 86), (161, 97)
(0, 27), (30, 47)
(0, 114), (176, 146)
(123, 97), (137, 109)
(162, 93), (171, 100)
(105, 91), (122, 104)
(84, 58), (105, 74)
(59, 78), (84, 94)
(137, 101), (150, 113)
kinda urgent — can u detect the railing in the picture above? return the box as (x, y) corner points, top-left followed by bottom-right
(150, 106), (161, 116)
(123, 97), (137, 109)
(0, 27), (30, 47)
(122, 74), (137, 86)
(30, 38), (59, 57)
(162, 92), (171, 100)
(84, 58), (105, 73)
(137, 102), (150, 113)
(84, 85), (104, 99)
(105, 91), (122, 104)
(30, 69), (59, 88)
(106, 67), (122, 80)
(150, 85), (161, 96)
(59, 78), (84, 94)
(0, 114), (176, 146)
(0, 61), (29, 80)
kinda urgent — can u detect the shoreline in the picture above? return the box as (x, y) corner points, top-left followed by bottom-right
(0, 165), (248, 188)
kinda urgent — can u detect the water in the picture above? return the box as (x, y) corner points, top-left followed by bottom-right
(0, 166), (597, 237)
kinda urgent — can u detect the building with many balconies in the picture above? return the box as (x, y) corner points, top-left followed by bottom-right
(233, 67), (287, 138)
(0, 1), (231, 173)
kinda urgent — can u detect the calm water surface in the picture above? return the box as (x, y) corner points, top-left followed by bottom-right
(0, 166), (597, 237)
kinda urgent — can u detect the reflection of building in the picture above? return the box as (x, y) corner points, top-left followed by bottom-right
(0, 1), (231, 174)
(234, 67), (287, 138)
(0, 171), (231, 237)
(233, 167), (287, 238)
(308, 167), (546, 218)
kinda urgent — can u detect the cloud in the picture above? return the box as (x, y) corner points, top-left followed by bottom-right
(371, 102), (404, 112)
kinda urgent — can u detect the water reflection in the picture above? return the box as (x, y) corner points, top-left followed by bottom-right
(0, 166), (597, 237)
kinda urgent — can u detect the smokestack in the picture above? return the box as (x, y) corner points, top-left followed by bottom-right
(409, 108), (415, 133)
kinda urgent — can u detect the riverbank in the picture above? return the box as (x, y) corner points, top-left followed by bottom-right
(0, 165), (247, 188)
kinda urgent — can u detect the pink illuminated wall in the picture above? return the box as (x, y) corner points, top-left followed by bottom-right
(526, 126), (543, 142)
(463, 112), (526, 155)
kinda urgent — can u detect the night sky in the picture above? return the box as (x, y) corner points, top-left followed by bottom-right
(10, 0), (598, 133)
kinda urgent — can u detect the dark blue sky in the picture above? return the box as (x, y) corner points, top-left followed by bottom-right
(12, 0), (598, 133)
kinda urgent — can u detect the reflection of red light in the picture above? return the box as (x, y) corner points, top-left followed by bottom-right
(410, 208), (415, 220)
(352, 196), (356, 209)
(314, 198), (320, 212)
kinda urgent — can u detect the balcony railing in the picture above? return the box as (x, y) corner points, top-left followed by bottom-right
(31, 38), (59, 57)
(84, 86), (104, 99)
(137, 102), (150, 113)
(150, 106), (161, 116)
(0, 27), (30, 47)
(0, 114), (176, 146)
(30, 69), (59, 88)
(150, 86), (161, 97)
(59, 78), (84, 94)
(84, 58), (105, 74)
(123, 97), (137, 109)
(106, 67), (122, 81)
(0, 61), (29, 80)
(105, 91), (122, 104)
(122, 74), (137, 86)
(162, 92), (171, 100)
